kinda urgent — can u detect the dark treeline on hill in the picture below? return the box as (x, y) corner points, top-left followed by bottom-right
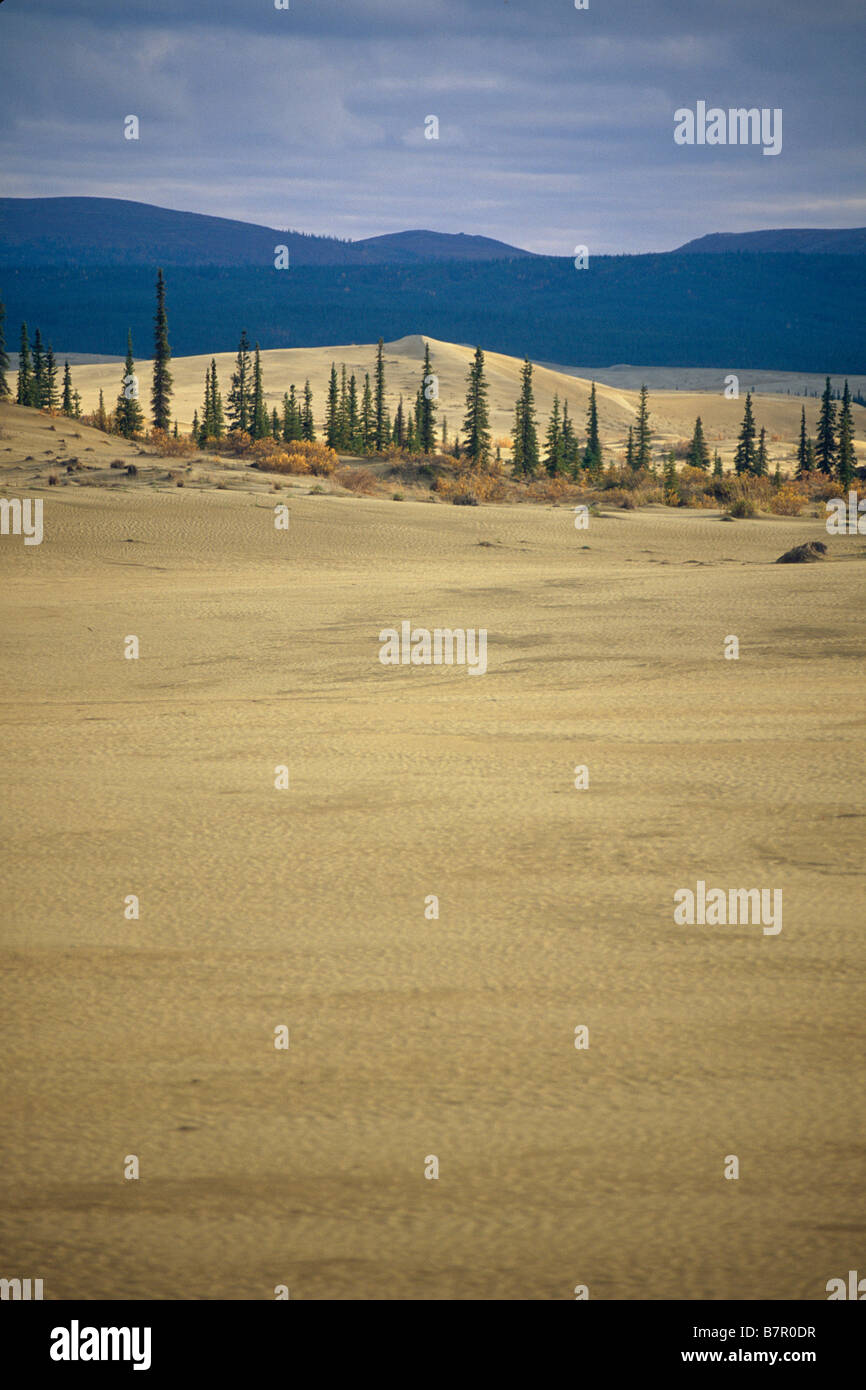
(2, 252), (865, 374)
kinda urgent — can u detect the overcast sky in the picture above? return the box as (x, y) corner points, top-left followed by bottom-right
(0, 0), (863, 253)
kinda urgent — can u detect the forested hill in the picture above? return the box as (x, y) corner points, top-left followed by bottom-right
(3, 252), (864, 374)
(0, 197), (535, 267)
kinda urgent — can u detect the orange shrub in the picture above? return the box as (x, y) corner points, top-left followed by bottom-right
(769, 482), (809, 515)
(146, 429), (197, 457)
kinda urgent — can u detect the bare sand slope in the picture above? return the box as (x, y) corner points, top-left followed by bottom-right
(1, 472), (864, 1300)
(65, 335), (866, 466)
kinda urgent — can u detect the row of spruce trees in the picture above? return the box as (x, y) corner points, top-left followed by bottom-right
(0, 273), (858, 483)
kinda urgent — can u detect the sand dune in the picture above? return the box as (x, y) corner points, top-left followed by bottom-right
(1, 413), (864, 1298)
(61, 335), (866, 469)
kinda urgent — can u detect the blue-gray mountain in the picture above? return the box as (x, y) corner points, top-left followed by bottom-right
(1, 199), (863, 373)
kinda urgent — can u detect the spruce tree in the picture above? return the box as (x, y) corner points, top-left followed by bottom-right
(441, 416), (448, 451)
(804, 438), (816, 472)
(45, 346), (58, 411)
(96, 388), (107, 432)
(733, 391), (757, 474)
(393, 396), (405, 448)
(625, 425), (635, 469)
(374, 338), (387, 450)
(796, 405), (808, 475)
(417, 341), (437, 453)
(562, 401), (578, 474)
(634, 385), (652, 469)
(583, 381), (602, 471)
(347, 374), (359, 450)
(199, 363), (212, 444)
(282, 385), (301, 443)
(17, 323), (32, 405)
(250, 346), (268, 439)
(191, 409), (199, 441)
(32, 328), (45, 408)
(209, 359), (224, 439)
(151, 267), (173, 431)
(815, 376), (836, 475)
(325, 363), (340, 448)
(687, 415), (710, 470)
(227, 330), (253, 433)
(461, 346), (491, 466)
(72, 390), (82, 419)
(712, 451), (723, 478)
(115, 331), (144, 438)
(0, 294), (9, 399)
(302, 380), (315, 440)
(755, 426), (768, 477)
(544, 395), (564, 476)
(61, 361), (74, 416)
(272, 407), (281, 440)
(511, 359), (539, 477)
(837, 380), (855, 486)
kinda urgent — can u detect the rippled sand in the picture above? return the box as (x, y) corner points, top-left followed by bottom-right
(1, 448), (864, 1299)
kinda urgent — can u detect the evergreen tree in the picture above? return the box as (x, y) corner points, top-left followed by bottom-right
(712, 451), (723, 478)
(282, 385), (302, 443)
(95, 388), (107, 433)
(227, 330), (253, 433)
(0, 294), (9, 399)
(393, 396), (405, 448)
(45, 346), (58, 411)
(17, 323), (32, 406)
(61, 361), (74, 416)
(733, 391), (757, 474)
(325, 363), (340, 448)
(191, 408), (199, 442)
(173, 420), (178, 438)
(561, 400), (578, 474)
(755, 425), (768, 477)
(583, 381), (602, 471)
(837, 381), (855, 486)
(544, 394), (564, 475)
(302, 379), (315, 440)
(815, 376), (836, 475)
(72, 390), (82, 419)
(115, 331), (144, 438)
(686, 415), (710, 470)
(417, 341), (437, 453)
(663, 451), (678, 497)
(360, 372), (372, 450)
(406, 412), (416, 452)
(625, 425), (635, 470)
(151, 267), (173, 431)
(804, 438), (816, 472)
(199, 363), (212, 444)
(209, 358), (224, 439)
(337, 364), (349, 449)
(634, 385), (652, 469)
(272, 407), (280, 440)
(32, 328), (45, 408)
(250, 345), (269, 439)
(796, 405), (809, 474)
(511, 358), (539, 477)
(347, 373), (359, 450)
(374, 338), (387, 450)
(461, 346), (491, 466)
(441, 416), (448, 451)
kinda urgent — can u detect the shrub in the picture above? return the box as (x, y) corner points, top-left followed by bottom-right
(728, 497), (756, 518)
(147, 429), (197, 457)
(768, 482), (808, 516)
(126, 464), (138, 477)
(335, 466), (377, 494)
(255, 439), (338, 476)
(110, 459), (125, 469)
(453, 492), (479, 506)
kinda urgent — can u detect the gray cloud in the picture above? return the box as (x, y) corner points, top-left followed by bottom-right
(0, 0), (863, 253)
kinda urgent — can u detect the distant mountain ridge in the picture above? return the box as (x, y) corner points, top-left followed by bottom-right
(0, 197), (536, 267)
(676, 228), (866, 254)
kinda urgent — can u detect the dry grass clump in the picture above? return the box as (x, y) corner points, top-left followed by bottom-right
(334, 466), (377, 494)
(147, 429), (198, 457)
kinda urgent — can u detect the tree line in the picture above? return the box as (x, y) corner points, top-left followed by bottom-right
(0, 271), (858, 483)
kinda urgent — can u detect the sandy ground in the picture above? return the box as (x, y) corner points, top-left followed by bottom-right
(1, 406), (865, 1301)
